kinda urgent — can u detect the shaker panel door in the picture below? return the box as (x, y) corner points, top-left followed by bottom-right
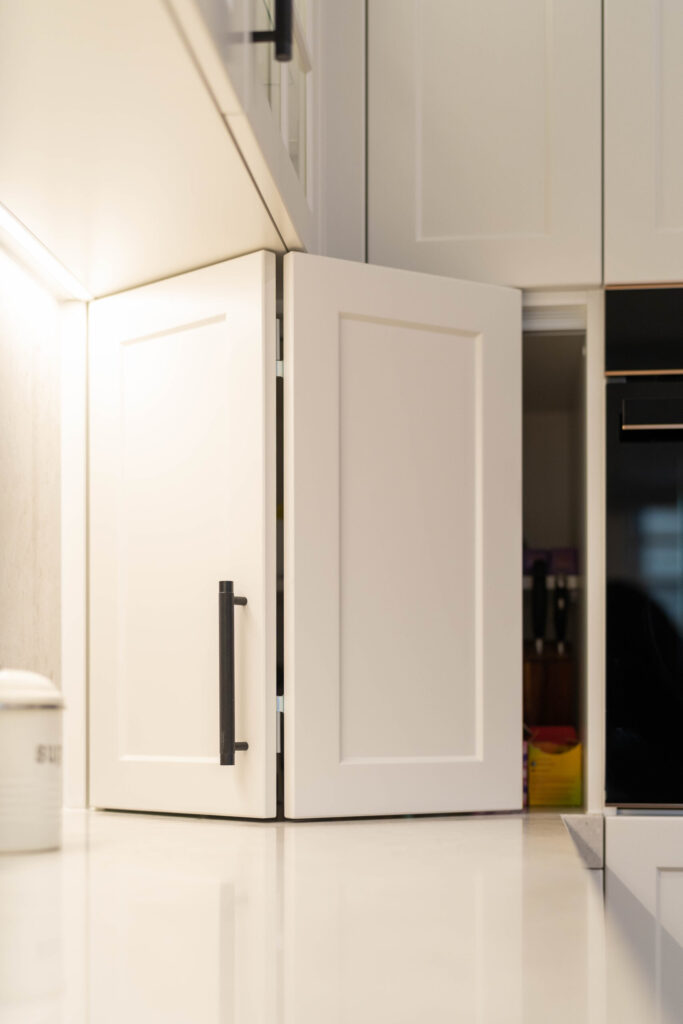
(89, 252), (276, 818)
(605, 0), (683, 283)
(284, 253), (522, 818)
(368, 0), (602, 289)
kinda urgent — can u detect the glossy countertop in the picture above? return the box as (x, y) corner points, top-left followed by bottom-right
(0, 810), (676, 1022)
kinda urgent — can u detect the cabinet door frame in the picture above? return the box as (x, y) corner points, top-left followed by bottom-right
(522, 288), (605, 813)
(62, 284), (605, 815)
(604, 0), (683, 284)
(60, 301), (89, 809)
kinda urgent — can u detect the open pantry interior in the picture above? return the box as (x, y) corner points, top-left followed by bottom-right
(523, 330), (587, 809)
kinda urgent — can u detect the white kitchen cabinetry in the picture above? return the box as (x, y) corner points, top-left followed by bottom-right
(89, 253), (278, 817)
(604, 0), (683, 284)
(368, 0), (602, 290)
(605, 816), (683, 1018)
(170, 0), (320, 254)
(88, 251), (522, 819)
(315, 0), (366, 262)
(284, 256), (521, 818)
(0, 0), (285, 298)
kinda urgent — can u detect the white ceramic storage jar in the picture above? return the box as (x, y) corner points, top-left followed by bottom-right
(0, 670), (64, 853)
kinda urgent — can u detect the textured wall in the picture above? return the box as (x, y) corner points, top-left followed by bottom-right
(0, 249), (61, 685)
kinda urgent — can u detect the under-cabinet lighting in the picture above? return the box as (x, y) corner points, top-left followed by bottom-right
(0, 202), (92, 302)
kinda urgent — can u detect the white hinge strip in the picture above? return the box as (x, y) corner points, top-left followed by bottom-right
(522, 304), (587, 334)
(276, 317), (283, 377)
(276, 695), (284, 755)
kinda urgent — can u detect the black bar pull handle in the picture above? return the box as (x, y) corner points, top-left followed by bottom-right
(251, 0), (293, 62)
(219, 581), (249, 766)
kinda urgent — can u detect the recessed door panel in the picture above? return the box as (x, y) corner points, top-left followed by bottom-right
(338, 316), (478, 762)
(368, 0), (602, 289)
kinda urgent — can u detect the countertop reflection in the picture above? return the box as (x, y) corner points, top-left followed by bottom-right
(0, 810), (677, 1023)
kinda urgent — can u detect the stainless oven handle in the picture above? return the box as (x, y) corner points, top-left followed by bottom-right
(621, 422), (683, 431)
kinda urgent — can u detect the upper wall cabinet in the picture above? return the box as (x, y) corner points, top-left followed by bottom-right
(0, 1), (320, 298)
(368, 0), (602, 290)
(604, 0), (683, 284)
(171, 0), (320, 254)
(0, 0), (285, 298)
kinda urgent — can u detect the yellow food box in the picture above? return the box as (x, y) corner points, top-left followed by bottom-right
(528, 741), (582, 807)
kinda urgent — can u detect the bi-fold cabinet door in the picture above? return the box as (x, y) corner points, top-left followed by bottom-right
(88, 250), (521, 819)
(89, 252), (277, 818)
(284, 254), (522, 818)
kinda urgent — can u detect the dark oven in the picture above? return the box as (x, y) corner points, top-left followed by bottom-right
(606, 288), (683, 806)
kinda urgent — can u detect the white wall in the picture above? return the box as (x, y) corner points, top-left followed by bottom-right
(0, 248), (61, 685)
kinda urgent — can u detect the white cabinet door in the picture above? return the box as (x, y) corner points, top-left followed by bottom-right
(89, 253), (277, 818)
(283, 253), (522, 818)
(368, 0), (602, 289)
(605, 0), (683, 284)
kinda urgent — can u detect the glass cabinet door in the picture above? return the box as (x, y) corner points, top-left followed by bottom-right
(284, 20), (309, 188)
(253, 1), (280, 122)
(189, 0), (318, 250)
(251, 0), (312, 196)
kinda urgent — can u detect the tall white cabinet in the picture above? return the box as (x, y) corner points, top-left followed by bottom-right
(604, 0), (683, 284)
(368, 0), (602, 289)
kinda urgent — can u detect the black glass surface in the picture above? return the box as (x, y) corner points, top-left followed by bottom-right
(606, 378), (683, 805)
(606, 289), (683, 372)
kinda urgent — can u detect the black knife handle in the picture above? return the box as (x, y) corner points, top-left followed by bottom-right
(554, 576), (569, 653)
(531, 559), (548, 652)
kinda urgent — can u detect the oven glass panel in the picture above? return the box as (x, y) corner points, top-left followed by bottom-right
(606, 379), (683, 805)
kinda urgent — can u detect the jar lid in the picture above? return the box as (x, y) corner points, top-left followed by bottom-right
(0, 669), (64, 708)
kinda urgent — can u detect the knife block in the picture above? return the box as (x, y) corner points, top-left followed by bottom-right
(523, 643), (577, 729)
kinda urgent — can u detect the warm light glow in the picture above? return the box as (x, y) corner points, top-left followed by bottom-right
(0, 202), (92, 302)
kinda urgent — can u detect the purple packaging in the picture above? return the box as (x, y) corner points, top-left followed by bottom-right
(550, 548), (579, 575)
(523, 548), (550, 574)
